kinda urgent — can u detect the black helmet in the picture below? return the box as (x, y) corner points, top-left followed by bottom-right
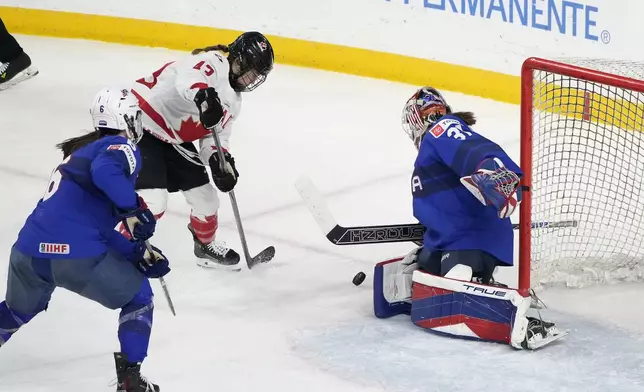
(228, 32), (274, 92)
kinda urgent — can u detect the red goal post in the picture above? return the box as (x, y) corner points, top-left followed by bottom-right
(519, 57), (644, 291)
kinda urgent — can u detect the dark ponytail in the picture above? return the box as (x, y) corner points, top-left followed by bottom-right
(451, 111), (477, 126)
(56, 129), (117, 158)
(191, 44), (229, 55)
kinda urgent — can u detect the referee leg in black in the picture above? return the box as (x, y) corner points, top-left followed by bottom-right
(0, 17), (23, 63)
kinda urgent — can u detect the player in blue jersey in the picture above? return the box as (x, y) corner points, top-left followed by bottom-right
(0, 88), (170, 391)
(402, 87), (522, 283)
(373, 87), (565, 350)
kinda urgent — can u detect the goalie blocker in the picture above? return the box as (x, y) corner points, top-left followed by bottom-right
(373, 251), (567, 350)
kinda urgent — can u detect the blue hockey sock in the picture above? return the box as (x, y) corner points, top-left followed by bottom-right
(118, 279), (154, 363)
(0, 301), (36, 347)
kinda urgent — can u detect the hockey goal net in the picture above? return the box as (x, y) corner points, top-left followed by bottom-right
(520, 57), (644, 290)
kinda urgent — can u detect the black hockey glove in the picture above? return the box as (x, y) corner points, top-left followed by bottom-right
(194, 87), (224, 128)
(209, 151), (239, 192)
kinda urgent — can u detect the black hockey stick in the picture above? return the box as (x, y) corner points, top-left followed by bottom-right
(295, 176), (578, 246)
(144, 241), (176, 316)
(208, 125), (275, 268)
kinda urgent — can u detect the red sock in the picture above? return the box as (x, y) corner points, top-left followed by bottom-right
(190, 214), (218, 244)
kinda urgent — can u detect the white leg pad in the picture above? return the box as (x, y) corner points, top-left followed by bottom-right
(509, 295), (532, 349)
(182, 183), (220, 219)
(444, 264), (473, 280)
(137, 188), (169, 216)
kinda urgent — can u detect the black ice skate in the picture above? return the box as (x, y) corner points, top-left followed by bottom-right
(0, 52), (38, 91)
(187, 224), (241, 271)
(113, 352), (159, 392)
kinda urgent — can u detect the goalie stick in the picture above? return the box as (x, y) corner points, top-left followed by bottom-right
(294, 176), (578, 246)
(209, 125), (275, 268)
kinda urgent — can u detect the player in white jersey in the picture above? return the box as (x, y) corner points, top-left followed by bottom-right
(124, 31), (274, 270)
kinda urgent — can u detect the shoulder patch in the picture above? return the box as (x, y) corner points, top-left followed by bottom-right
(430, 124), (446, 138)
(107, 144), (137, 175)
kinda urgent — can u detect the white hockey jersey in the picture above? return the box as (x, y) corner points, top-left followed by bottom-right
(131, 51), (241, 165)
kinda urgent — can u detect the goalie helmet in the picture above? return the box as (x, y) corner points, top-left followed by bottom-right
(401, 87), (452, 149)
(227, 31), (274, 92)
(90, 88), (143, 144)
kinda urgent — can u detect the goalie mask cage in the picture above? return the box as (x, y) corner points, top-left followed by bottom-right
(520, 57), (644, 290)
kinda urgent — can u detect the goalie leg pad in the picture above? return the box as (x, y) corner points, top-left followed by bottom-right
(410, 269), (531, 345)
(373, 257), (413, 319)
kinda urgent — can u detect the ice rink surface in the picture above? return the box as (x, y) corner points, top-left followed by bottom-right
(1, 36), (643, 391)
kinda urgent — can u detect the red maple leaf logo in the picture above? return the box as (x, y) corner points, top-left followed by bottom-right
(178, 116), (210, 142)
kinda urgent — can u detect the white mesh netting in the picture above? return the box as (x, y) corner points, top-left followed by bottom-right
(529, 58), (644, 288)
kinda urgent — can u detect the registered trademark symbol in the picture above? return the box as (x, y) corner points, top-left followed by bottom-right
(601, 30), (611, 44)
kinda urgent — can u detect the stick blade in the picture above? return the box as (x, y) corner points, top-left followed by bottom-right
(249, 246), (276, 269)
(294, 176), (338, 235)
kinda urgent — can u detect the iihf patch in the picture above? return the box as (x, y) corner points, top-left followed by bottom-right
(430, 125), (446, 138)
(99, 120), (108, 126)
(39, 242), (70, 255)
(107, 144), (137, 175)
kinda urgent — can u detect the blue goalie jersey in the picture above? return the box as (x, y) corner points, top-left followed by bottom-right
(412, 115), (522, 266)
(14, 135), (142, 259)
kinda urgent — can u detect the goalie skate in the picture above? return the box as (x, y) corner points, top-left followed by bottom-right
(521, 317), (569, 350)
(188, 225), (241, 271)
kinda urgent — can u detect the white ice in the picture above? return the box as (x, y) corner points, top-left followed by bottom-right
(1, 36), (643, 392)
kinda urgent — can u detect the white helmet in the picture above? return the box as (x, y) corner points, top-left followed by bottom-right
(90, 88), (143, 144)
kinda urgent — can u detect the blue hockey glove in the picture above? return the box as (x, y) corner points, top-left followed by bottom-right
(129, 241), (171, 279)
(460, 157), (522, 219)
(118, 196), (156, 241)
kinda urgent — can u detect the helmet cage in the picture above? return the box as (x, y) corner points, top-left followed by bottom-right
(123, 110), (143, 144)
(230, 58), (268, 92)
(401, 87), (451, 149)
(228, 32), (274, 92)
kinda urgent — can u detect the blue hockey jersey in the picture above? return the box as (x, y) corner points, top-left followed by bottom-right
(14, 135), (142, 259)
(412, 115), (522, 266)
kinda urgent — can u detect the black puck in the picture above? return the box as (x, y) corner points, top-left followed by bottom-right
(352, 271), (366, 286)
